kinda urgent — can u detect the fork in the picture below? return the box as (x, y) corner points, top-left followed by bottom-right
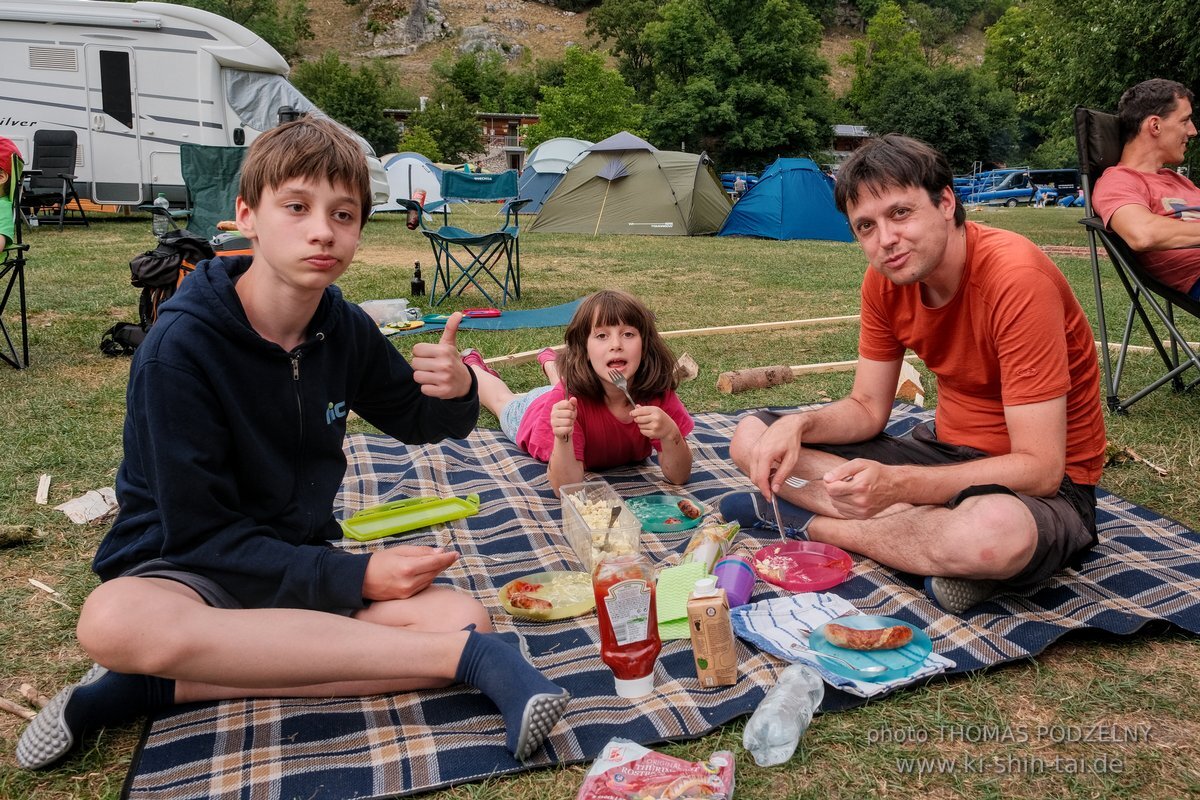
(607, 369), (636, 407)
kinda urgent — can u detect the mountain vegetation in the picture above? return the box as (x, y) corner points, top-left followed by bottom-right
(165, 0), (1200, 174)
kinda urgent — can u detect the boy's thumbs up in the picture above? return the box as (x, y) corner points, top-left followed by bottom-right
(411, 312), (472, 399)
(439, 312), (464, 347)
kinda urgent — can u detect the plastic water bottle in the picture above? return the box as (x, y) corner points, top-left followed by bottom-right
(742, 663), (824, 767)
(152, 193), (170, 237)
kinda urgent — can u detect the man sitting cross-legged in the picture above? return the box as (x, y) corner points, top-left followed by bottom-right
(721, 134), (1107, 614)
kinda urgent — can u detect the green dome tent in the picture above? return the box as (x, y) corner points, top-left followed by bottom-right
(528, 132), (731, 236)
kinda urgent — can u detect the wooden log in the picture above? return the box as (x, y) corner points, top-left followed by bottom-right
(20, 684), (49, 709)
(483, 315), (861, 368)
(0, 697), (35, 721)
(1097, 339), (1200, 354)
(717, 354), (922, 394)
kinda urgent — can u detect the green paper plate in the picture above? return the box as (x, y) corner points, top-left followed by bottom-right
(626, 494), (707, 533)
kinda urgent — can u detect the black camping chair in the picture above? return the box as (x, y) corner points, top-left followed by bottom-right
(1075, 106), (1200, 413)
(21, 130), (89, 230)
(2, 152), (31, 368)
(398, 169), (529, 307)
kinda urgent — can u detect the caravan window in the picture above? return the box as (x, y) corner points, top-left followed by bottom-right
(221, 68), (380, 159)
(223, 69), (316, 133)
(98, 50), (134, 129)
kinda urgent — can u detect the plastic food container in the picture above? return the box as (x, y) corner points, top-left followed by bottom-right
(560, 481), (640, 571)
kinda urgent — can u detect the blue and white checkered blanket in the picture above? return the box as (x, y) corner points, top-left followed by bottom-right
(121, 405), (1200, 800)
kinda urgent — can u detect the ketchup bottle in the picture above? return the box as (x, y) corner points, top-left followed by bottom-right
(593, 554), (661, 698)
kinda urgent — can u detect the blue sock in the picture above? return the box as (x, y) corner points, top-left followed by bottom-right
(62, 670), (175, 737)
(455, 630), (569, 760)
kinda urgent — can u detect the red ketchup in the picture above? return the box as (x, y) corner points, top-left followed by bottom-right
(593, 554), (661, 698)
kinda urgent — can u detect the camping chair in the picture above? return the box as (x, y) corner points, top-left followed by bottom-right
(398, 169), (529, 307)
(178, 144), (246, 241)
(21, 130), (89, 230)
(2, 152), (30, 369)
(1075, 106), (1200, 413)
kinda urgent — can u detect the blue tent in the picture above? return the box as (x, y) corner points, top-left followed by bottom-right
(517, 166), (563, 214)
(718, 157), (853, 242)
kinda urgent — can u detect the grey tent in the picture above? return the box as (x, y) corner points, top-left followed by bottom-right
(528, 132), (731, 236)
(518, 137), (590, 214)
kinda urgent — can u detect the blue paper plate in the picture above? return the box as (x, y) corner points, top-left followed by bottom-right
(626, 494), (707, 533)
(809, 615), (932, 683)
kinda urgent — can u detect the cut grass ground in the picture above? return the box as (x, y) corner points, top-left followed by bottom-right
(2, 205), (1199, 798)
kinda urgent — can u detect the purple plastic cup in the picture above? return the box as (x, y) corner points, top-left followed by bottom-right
(713, 554), (756, 608)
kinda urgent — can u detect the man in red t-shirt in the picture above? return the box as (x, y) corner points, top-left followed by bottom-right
(1092, 78), (1200, 300)
(721, 134), (1106, 614)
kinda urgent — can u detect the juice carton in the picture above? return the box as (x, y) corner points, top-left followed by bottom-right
(686, 577), (737, 687)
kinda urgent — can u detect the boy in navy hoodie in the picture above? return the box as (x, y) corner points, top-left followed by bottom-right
(18, 118), (568, 769)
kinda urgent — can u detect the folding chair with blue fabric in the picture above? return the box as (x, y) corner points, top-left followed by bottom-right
(1075, 106), (1200, 413)
(1, 143), (31, 369)
(398, 170), (529, 306)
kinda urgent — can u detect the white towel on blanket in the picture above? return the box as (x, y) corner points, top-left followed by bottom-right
(731, 593), (955, 698)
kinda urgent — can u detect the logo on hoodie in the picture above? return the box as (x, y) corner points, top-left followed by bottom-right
(325, 401), (347, 424)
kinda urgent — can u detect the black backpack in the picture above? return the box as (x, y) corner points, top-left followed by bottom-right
(102, 230), (215, 357)
(129, 229), (215, 330)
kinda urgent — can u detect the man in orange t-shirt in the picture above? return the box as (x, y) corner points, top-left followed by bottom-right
(721, 134), (1106, 614)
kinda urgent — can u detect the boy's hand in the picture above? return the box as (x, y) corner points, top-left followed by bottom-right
(362, 545), (458, 600)
(411, 313), (473, 399)
(630, 405), (677, 441)
(550, 396), (577, 442)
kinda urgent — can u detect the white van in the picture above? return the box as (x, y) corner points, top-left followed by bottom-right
(0, 0), (389, 207)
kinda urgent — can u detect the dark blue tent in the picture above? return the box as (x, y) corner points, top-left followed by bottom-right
(718, 157), (853, 242)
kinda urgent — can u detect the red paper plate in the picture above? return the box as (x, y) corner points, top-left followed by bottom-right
(752, 541), (853, 592)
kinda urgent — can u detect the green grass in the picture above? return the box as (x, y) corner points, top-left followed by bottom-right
(2, 205), (1199, 799)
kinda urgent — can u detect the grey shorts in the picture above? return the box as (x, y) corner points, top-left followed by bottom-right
(499, 384), (555, 442)
(751, 411), (1097, 587)
(120, 559), (357, 616)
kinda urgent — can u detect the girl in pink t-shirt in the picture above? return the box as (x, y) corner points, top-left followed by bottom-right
(462, 290), (694, 494)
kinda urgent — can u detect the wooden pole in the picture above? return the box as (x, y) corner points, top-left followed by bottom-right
(717, 354), (922, 394)
(483, 315), (861, 368)
(1097, 339), (1200, 354)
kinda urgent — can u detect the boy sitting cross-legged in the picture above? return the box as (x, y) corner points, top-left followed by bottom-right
(17, 117), (568, 770)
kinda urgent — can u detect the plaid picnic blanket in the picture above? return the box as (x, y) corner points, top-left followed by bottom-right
(121, 405), (1200, 800)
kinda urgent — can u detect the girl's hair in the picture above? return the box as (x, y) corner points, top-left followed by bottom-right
(557, 290), (678, 402)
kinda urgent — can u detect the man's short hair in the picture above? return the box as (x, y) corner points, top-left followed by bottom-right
(239, 117), (372, 226)
(834, 133), (966, 227)
(1118, 78), (1195, 145)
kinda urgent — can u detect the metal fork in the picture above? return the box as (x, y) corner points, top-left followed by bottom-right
(607, 369), (636, 407)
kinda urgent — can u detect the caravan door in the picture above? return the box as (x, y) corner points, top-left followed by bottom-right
(84, 45), (143, 204)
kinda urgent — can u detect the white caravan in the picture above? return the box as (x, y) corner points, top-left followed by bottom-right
(0, 0), (389, 207)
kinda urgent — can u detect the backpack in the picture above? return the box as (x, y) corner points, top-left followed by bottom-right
(129, 229), (215, 330)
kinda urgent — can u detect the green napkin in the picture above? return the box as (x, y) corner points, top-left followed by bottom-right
(656, 561), (710, 640)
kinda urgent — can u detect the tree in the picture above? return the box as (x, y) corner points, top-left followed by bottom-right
(856, 62), (1018, 171)
(843, 1), (925, 115)
(983, 0), (1200, 169)
(290, 52), (399, 155)
(523, 47), (644, 150)
(585, 0), (661, 98)
(406, 85), (483, 162)
(398, 126), (443, 163)
(639, 0), (835, 170)
(170, 0), (312, 60)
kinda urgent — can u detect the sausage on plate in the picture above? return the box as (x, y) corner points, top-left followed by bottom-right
(824, 622), (913, 650)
